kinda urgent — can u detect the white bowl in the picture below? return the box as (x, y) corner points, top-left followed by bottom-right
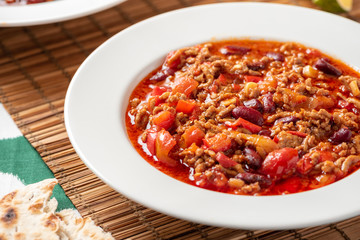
(0, 0), (125, 27)
(65, 2), (360, 229)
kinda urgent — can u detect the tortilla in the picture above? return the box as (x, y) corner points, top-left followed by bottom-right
(56, 209), (114, 240)
(0, 178), (60, 239)
(0, 179), (115, 240)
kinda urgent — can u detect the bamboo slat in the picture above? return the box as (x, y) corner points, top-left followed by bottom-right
(1, 0), (360, 239)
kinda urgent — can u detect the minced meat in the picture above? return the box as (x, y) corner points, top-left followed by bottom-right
(126, 39), (360, 195)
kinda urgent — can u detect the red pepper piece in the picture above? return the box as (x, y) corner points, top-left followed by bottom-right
(146, 128), (158, 155)
(276, 176), (303, 193)
(203, 133), (232, 152)
(225, 117), (262, 134)
(155, 130), (177, 167)
(151, 86), (170, 96)
(164, 50), (181, 70)
(176, 100), (196, 114)
(296, 155), (314, 175)
(153, 110), (175, 130)
(181, 126), (205, 148)
(173, 77), (199, 97)
(215, 152), (237, 168)
(261, 148), (299, 179)
(216, 74), (228, 85)
(287, 131), (307, 138)
(244, 75), (263, 83)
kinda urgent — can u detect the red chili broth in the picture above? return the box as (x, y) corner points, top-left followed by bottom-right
(126, 39), (360, 195)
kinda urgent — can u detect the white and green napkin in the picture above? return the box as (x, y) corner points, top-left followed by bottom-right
(0, 103), (74, 211)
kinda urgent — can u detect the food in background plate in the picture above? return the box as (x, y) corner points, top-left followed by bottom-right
(0, 0), (52, 5)
(126, 39), (360, 195)
(313, 0), (352, 13)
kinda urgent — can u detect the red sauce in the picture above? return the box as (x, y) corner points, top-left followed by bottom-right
(126, 39), (360, 195)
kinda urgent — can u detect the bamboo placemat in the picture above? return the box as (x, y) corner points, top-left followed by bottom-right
(1, 0), (360, 239)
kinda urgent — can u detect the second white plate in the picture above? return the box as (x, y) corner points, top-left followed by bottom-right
(0, 0), (125, 27)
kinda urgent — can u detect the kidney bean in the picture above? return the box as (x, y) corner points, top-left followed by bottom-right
(27, 0), (47, 3)
(150, 70), (167, 81)
(149, 67), (175, 81)
(235, 172), (272, 187)
(220, 45), (251, 56)
(244, 147), (262, 169)
(313, 58), (342, 77)
(266, 52), (285, 62)
(329, 127), (352, 144)
(337, 100), (359, 114)
(243, 99), (263, 112)
(258, 129), (271, 137)
(247, 61), (266, 71)
(263, 93), (275, 113)
(274, 116), (300, 125)
(298, 150), (306, 158)
(338, 100), (351, 110)
(232, 106), (264, 126)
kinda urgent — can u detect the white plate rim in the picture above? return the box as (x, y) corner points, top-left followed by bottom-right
(0, 0), (125, 27)
(64, 2), (360, 229)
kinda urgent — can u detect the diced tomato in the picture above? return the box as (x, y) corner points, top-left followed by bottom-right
(232, 83), (241, 92)
(315, 96), (335, 109)
(273, 135), (279, 143)
(260, 148), (299, 179)
(146, 128), (158, 155)
(164, 50), (181, 70)
(338, 100), (352, 111)
(203, 133), (232, 152)
(191, 65), (202, 77)
(337, 99), (352, 110)
(306, 48), (321, 58)
(244, 75), (263, 83)
(294, 94), (308, 104)
(215, 152), (237, 168)
(258, 78), (278, 94)
(173, 77), (199, 97)
(296, 155), (314, 175)
(338, 100), (359, 114)
(181, 126), (205, 148)
(209, 83), (218, 93)
(187, 142), (199, 153)
(190, 105), (201, 120)
(155, 130), (177, 167)
(296, 151), (334, 175)
(239, 133), (279, 158)
(281, 88), (308, 105)
(147, 96), (163, 110)
(309, 96), (336, 110)
(152, 111), (175, 130)
(225, 117), (262, 134)
(276, 176), (303, 193)
(216, 74), (228, 85)
(176, 100), (196, 114)
(211, 171), (228, 188)
(151, 86), (170, 96)
(287, 131), (307, 138)
(309, 174), (336, 189)
(319, 151), (334, 162)
(194, 168), (228, 189)
(194, 174), (208, 188)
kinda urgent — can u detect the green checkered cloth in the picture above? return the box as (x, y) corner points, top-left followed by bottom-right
(0, 103), (74, 211)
